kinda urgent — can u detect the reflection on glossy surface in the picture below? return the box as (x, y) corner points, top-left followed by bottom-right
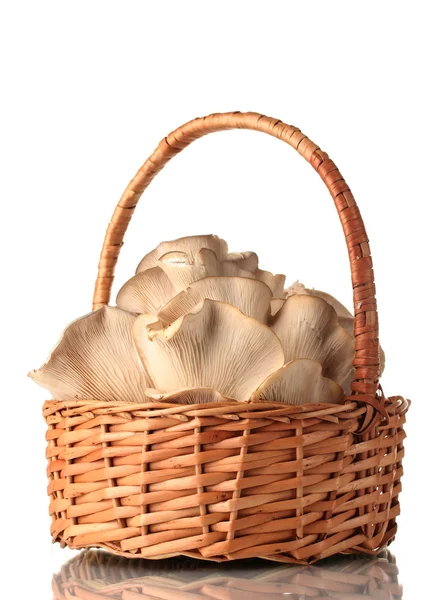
(52, 549), (402, 599)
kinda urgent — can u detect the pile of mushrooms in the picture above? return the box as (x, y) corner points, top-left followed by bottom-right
(29, 235), (385, 406)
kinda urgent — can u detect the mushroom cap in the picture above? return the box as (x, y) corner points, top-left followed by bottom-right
(286, 281), (353, 318)
(255, 269), (286, 297)
(133, 299), (284, 401)
(136, 235), (229, 273)
(157, 248), (255, 292)
(158, 276), (272, 324)
(227, 251), (259, 272)
(271, 295), (355, 386)
(251, 359), (344, 405)
(116, 266), (177, 314)
(29, 306), (151, 402)
(287, 282), (385, 383)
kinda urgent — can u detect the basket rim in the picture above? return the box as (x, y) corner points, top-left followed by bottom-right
(43, 396), (410, 420)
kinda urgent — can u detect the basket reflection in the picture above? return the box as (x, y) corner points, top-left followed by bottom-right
(52, 549), (402, 599)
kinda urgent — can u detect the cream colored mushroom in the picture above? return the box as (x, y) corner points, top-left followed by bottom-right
(286, 281), (353, 318)
(287, 281), (386, 387)
(157, 248), (255, 291)
(116, 266), (177, 314)
(270, 297), (285, 316)
(145, 387), (233, 404)
(28, 306), (151, 403)
(271, 295), (355, 386)
(133, 299), (285, 401)
(158, 276), (272, 324)
(255, 269), (286, 297)
(227, 251), (285, 296)
(227, 251), (259, 272)
(251, 359), (344, 405)
(136, 235), (228, 273)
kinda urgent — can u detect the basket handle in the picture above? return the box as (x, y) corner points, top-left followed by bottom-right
(92, 111), (383, 413)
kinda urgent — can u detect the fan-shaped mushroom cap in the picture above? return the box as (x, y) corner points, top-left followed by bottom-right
(288, 284), (386, 382)
(226, 251), (284, 296)
(133, 299), (284, 401)
(116, 266), (177, 314)
(286, 281), (353, 318)
(158, 276), (272, 324)
(29, 306), (151, 402)
(251, 359), (344, 405)
(271, 295), (354, 385)
(136, 235), (228, 273)
(255, 269), (286, 297)
(158, 248), (255, 292)
(227, 251), (259, 272)
(145, 387), (233, 404)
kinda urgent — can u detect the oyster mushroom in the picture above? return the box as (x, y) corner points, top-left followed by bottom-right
(30, 234), (386, 409)
(29, 306), (151, 403)
(287, 281), (386, 392)
(254, 269), (286, 297)
(116, 266), (176, 314)
(271, 295), (355, 386)
(286, 281), (353, 319)
(251, 359), (344, 405)
(157, 248), (255, 291)
(227, 251), (259, 272)
(133, 299), (284, 401)
(158, 276), (272, 324)
(227, 251), (285, 296)
(136, 234), (228, 273)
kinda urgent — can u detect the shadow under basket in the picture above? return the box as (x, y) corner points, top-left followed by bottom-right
(42, 111), (410, 564)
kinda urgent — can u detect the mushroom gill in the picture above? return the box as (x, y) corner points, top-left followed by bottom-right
(286, 280), (385, 391)
(116, 266), (177, 314)
(158, 276), (272, 324)
(271, 295), (355, 386)
(251, 359), (344, 405)
(28, 306), (151, 403)
(133, 299), (284, 401)
(157, 248), (255, 292)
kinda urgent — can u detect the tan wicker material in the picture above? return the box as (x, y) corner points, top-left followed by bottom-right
(52, 549), (403, 599)
(43, 112), (409, 563)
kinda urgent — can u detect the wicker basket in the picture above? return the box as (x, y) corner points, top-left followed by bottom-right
(43, 111), (409, 563)
(52, 549), (403, 599)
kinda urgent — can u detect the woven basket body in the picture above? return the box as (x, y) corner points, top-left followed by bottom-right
(43, 112), (409, 563)
(52, 549), (403, 598)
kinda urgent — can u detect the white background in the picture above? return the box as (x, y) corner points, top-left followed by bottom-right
(1, 2), (441, 598)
